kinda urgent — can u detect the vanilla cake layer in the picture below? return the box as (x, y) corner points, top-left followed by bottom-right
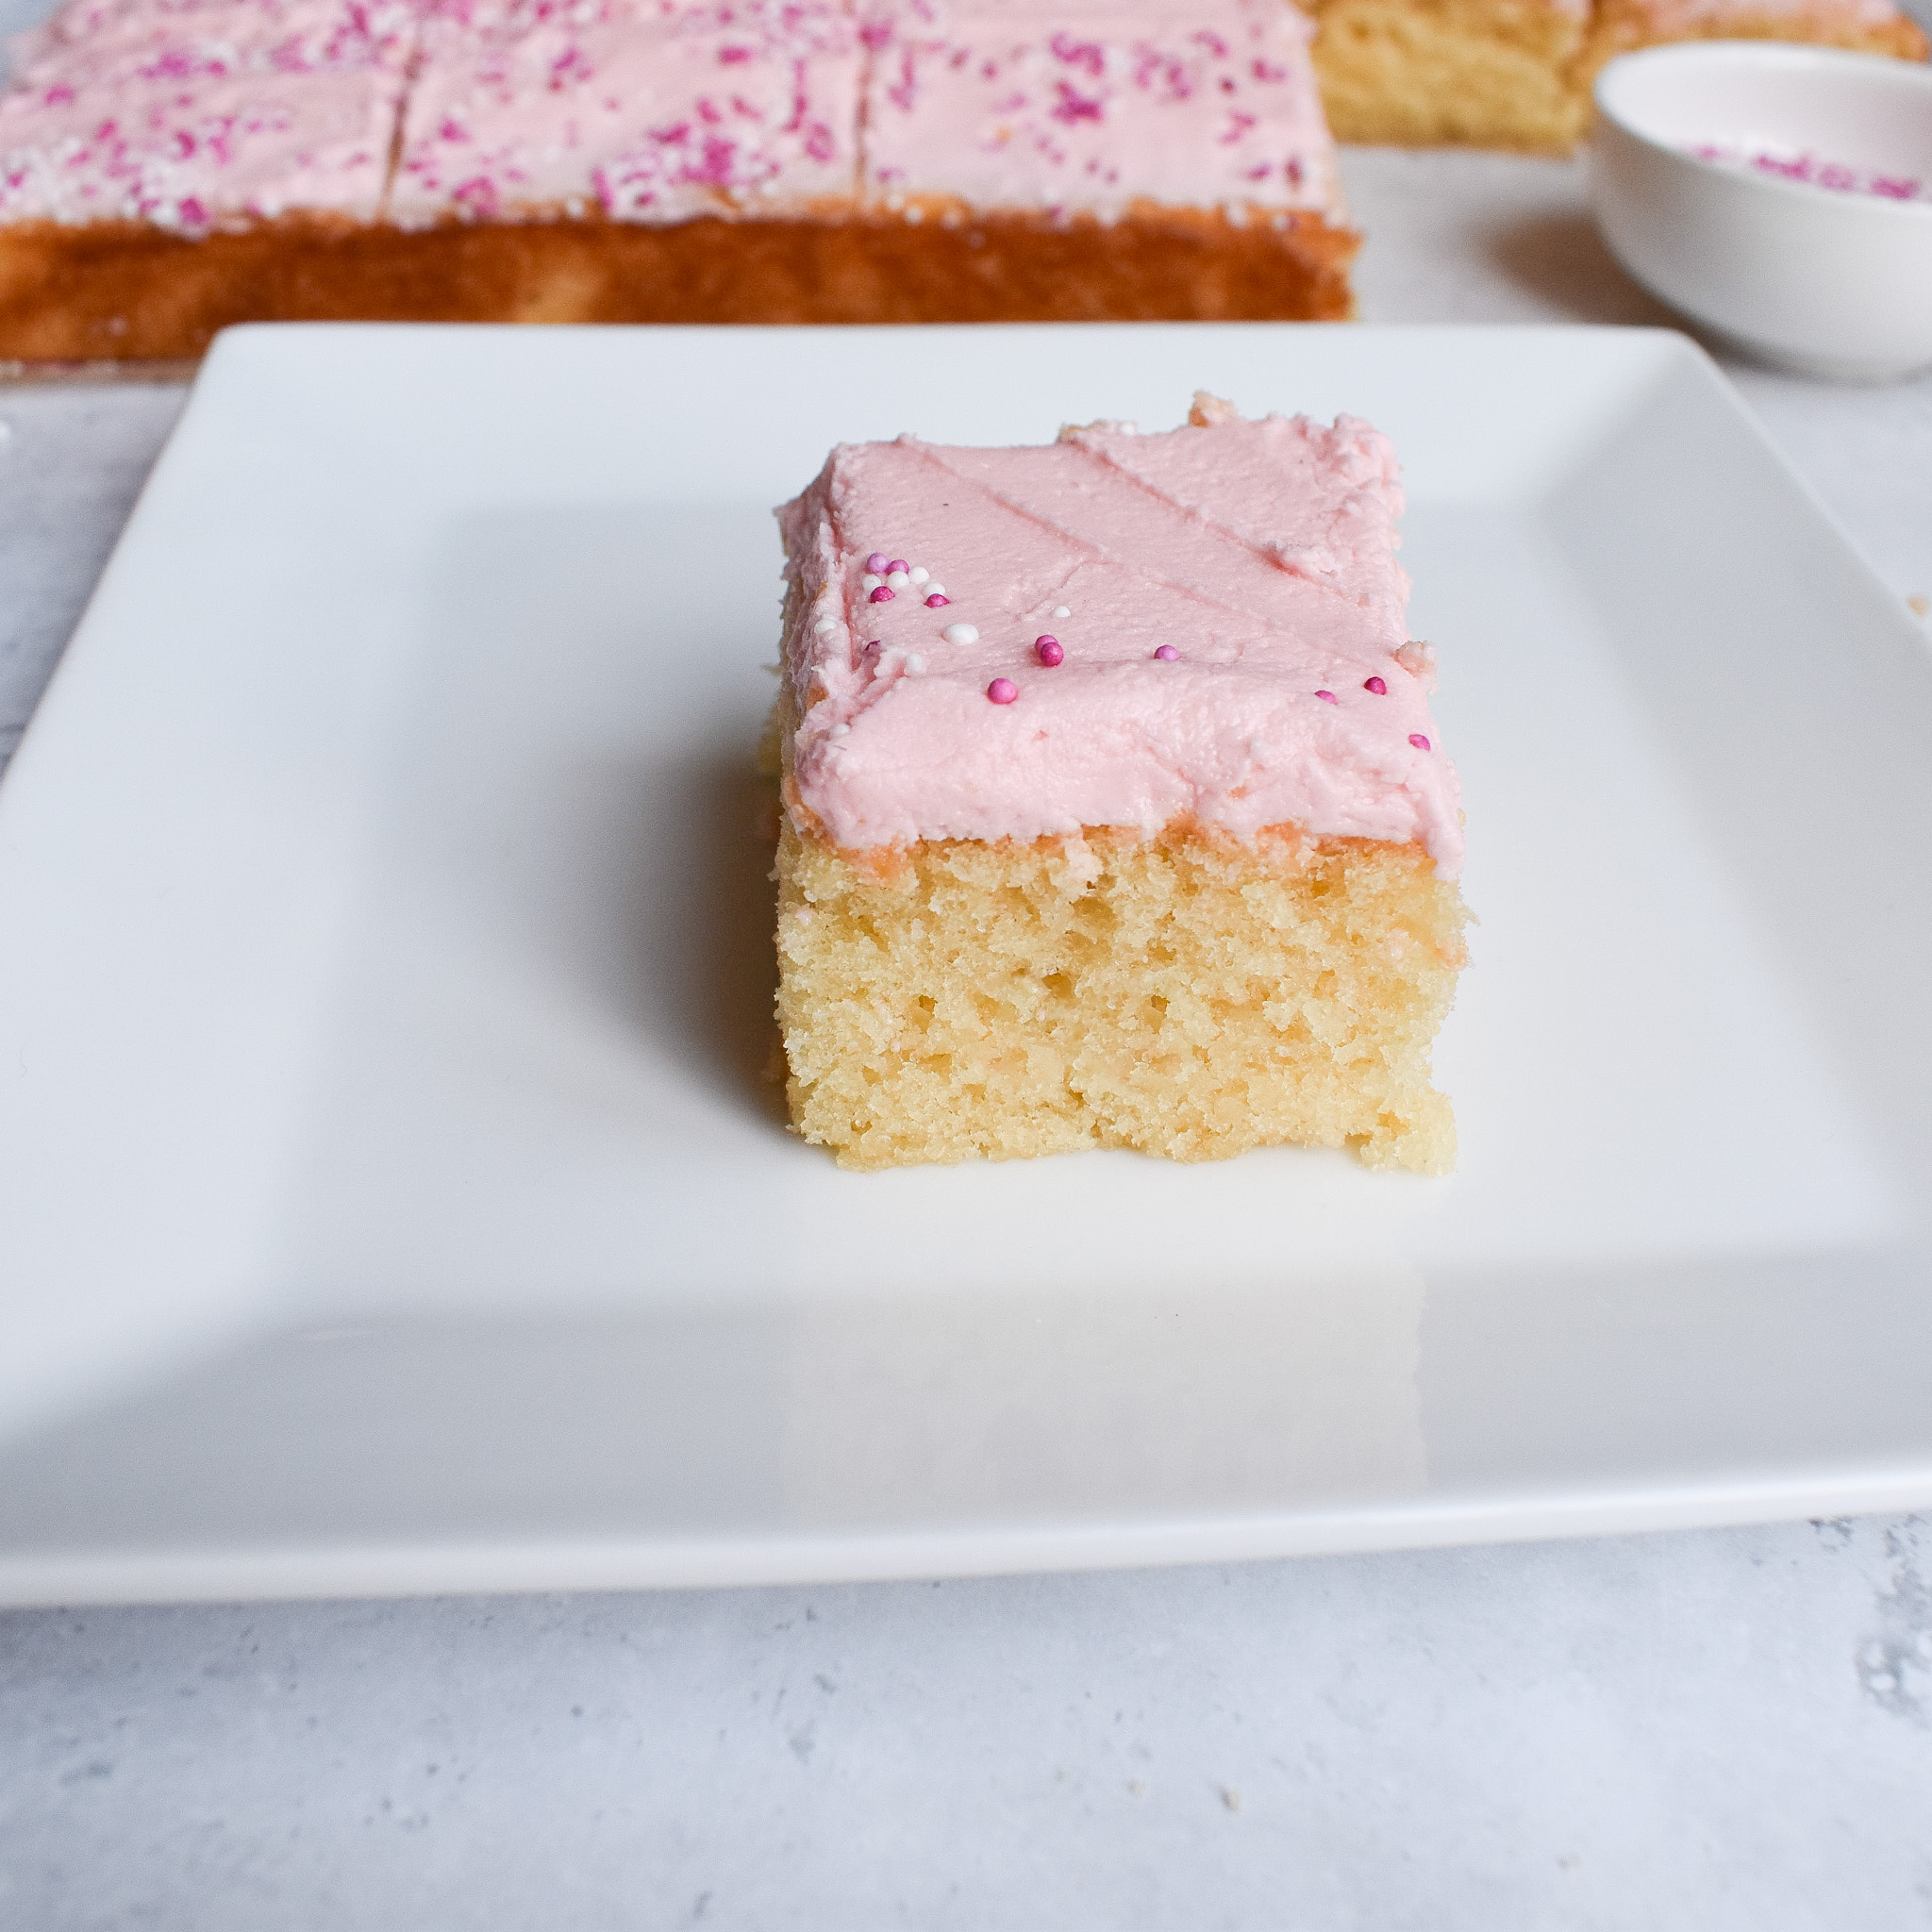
(1308, 0), (1925, 151)
(775, 813), (1467, 1173)
(1311, 0), (1594, 150)
(772, 396), (1468, 1174)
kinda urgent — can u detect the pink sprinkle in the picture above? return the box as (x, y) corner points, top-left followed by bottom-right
(869, 586), (894, 603)
(887, 558), (908, 575)
(865, 551), (888, 573)
(925, 593), (950, 608)
(1035, 635), (1063, 666)
(1153, 644), (1179, 661)
(1409, 733), (1431, 751)
(988, 677), (1019, 705)
(1315, 690), (1337, 704)
(1364, 675), (1387, 694)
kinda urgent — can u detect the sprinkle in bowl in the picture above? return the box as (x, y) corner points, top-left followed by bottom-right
(1590, 43), (1932, 379)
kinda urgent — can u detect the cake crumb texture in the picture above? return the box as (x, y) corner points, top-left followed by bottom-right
(1312, 0), (1593, 151)
(1310, 0), (1926, 152)
(775, 817), (1467, 1175)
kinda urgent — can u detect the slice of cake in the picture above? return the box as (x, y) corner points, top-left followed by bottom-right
(0, 0), (410, 221)
(389, 0), (862, 229)
(0, 0), (1356, 358)
(771, 393), (1468, 1174)
(848, 0), (1356, 323)
(1307, 0), (1925, 152)
(1309, 0), (1594, 151)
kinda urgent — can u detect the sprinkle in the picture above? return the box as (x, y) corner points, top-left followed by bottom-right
(987, 677), (1018, 704)
(1053, 605), (1071, 619)
(1315, 690), (1337, 704)
(1364, 675), (1387, 694)
(909, 566), (930, 585)
(866, 551), (889, 572)
(1409, 733), (1431, 750)
(926, 594), (951, 608)
(862, 574), (882, 591)
(870, 585), (895, 603)
(1035, 635), (1064, 666)
(830, 723), (850, 737)
(887, 558), (908, 575)
(925, 583), (947, 599)
(907, 653), (924, 673)
(1153, 644), (1179, 661)
(943, 622), (979, 644)
(813, 616), (836, 634)
(886, 570), (909, 589)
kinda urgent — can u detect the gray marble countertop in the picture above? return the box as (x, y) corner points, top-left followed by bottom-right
(4, 150), (1932, 1930)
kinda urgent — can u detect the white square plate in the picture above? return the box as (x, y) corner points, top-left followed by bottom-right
(3, 323), (1929, 1607)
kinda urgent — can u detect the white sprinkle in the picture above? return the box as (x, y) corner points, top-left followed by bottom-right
(830, 723), (850, 737)
(905, 203), (924, 225)
(907, 653), (924, 673)
(862, 573), (881, 591)
(813, 615), (836, 634)
(1053, 605), (1070, 619)
(925, 583), (947, 599)
(942, 623), (979, 645)
(886, 570), (909, 590)
(909, 566), (930, 585)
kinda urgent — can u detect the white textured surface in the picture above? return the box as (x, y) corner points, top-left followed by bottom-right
(2, 148), (1932, 1927)
(1, 1518), (1929, 1931)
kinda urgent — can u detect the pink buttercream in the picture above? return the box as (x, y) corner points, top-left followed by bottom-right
(860, 0), (1340, 216)
(776, 406), (1464, 874)
(0, 0), (409, 226)
(0, 0), (1344, 228)
(391, 0), (858, 224)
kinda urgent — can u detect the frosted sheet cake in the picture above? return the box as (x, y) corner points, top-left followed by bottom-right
(771, 393), (1469, 1174)
(0, 0), (1357, 358)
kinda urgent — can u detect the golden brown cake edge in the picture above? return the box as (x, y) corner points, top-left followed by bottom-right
(0, 203), (1359, 362)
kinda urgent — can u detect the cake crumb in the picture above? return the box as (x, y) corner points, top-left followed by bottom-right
(1190, 390), (1239, 427)
(1908, 593), (1929, 618)
(1220, 1786), (1243, 1813)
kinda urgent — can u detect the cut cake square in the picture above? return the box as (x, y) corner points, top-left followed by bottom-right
(771, 392), (1469, 1174)
(389, 0), (861, 228)
(0, 0), (410, 229)
(850, 0), (1355, 319)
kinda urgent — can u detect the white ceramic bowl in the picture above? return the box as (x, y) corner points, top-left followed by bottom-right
(1590, 42), (1932, 379)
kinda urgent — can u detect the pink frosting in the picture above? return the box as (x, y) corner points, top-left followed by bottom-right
(861, 0), (1341, 216)
(2, 0), (1342, 227)
(391, 0), (859, 225)
(777, 407), (1464, 874)
(0, 0), (409, 227)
